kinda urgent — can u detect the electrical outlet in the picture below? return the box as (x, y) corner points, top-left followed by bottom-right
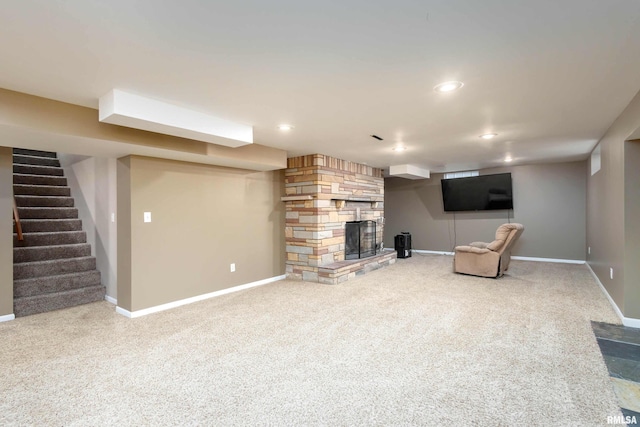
(588, 246), (591, 255)
(144, 212), (151, 223)
(111, 213), (115, 223)
(230, 263), (236, 272)
(610, 267), (614, 280)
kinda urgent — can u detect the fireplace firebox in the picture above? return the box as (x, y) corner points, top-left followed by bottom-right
(345, 220), (377, 260)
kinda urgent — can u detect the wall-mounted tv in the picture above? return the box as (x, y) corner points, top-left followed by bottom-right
(441, 173), (513, 212)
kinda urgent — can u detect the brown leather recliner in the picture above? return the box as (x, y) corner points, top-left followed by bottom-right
(453, 223), (524, 278)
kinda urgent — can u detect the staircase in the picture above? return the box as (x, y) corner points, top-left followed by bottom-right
(12, 148), (106, 317)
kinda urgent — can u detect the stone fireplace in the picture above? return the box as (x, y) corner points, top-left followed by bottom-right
(282, 154), (396, 284)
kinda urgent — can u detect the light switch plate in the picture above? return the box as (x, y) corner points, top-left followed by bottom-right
(144, 212), (151, 223)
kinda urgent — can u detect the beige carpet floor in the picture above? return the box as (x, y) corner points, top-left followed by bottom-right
(0, 255), (623, 426)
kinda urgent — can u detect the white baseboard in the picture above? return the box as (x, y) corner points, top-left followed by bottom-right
(586, 263), (640, 328)
(390, 248), (584, 264)
(511, 256), (585, 264)
(116, 274), (286, 319)
(105, 295), (117, 305)
(413, 249), (455, 256)
(0, 313), (15, 323)
(115, 306), (132, 318)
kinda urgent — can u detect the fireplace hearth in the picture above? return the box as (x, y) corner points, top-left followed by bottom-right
(345, 220), (376, 260)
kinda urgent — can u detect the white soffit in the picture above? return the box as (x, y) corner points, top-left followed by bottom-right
(389, 164), (431, 180)
(98, 89), (253, 148)
(629, 126), (640, 141)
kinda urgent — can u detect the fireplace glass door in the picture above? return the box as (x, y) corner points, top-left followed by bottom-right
(345, 220), (376, 260)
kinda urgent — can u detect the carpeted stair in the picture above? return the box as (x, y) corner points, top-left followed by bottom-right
(12, 148), (106, 317)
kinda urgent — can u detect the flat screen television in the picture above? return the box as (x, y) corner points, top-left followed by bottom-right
(441, 173), (513, 212)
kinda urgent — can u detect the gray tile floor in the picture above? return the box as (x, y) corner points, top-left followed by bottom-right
(592, 321), (640, 422)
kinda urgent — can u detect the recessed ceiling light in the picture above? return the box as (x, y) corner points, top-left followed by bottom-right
(480, 133), (498, 140)
(504, 156), (513, 163)
(278, 124), (294, 131)
(434, 81), (464, 93)
(392, 146), (406, 152)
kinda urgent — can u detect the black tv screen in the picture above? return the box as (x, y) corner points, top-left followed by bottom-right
(441, 173), (513, 212)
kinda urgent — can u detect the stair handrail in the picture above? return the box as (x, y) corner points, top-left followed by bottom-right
(13, 195), (24, 241)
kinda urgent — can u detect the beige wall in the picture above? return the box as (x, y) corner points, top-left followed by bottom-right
(117, 156), (285, 312)
(0, 147), (13, 316)
(385, 161), (587, 260)
(117, 158), (132, 310)
(0, 87), (287, 315)
(587, 89), (640, 318)
(0, 88), (286, 172)
(624, 141), (640, 317)
(62, 156), (118, 299)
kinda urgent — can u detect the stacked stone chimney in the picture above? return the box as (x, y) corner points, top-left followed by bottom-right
(283, 154), (395, 284)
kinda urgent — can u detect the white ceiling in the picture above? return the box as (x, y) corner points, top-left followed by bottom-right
(1, 0), (640, 172)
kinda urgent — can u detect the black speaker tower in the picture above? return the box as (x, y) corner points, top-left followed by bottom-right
(394, 232), (412, 259)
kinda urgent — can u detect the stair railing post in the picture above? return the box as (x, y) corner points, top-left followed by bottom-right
(13, 195), (24, 241)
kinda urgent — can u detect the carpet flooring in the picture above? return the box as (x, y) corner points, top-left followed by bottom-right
(0, 255), (623, 426)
